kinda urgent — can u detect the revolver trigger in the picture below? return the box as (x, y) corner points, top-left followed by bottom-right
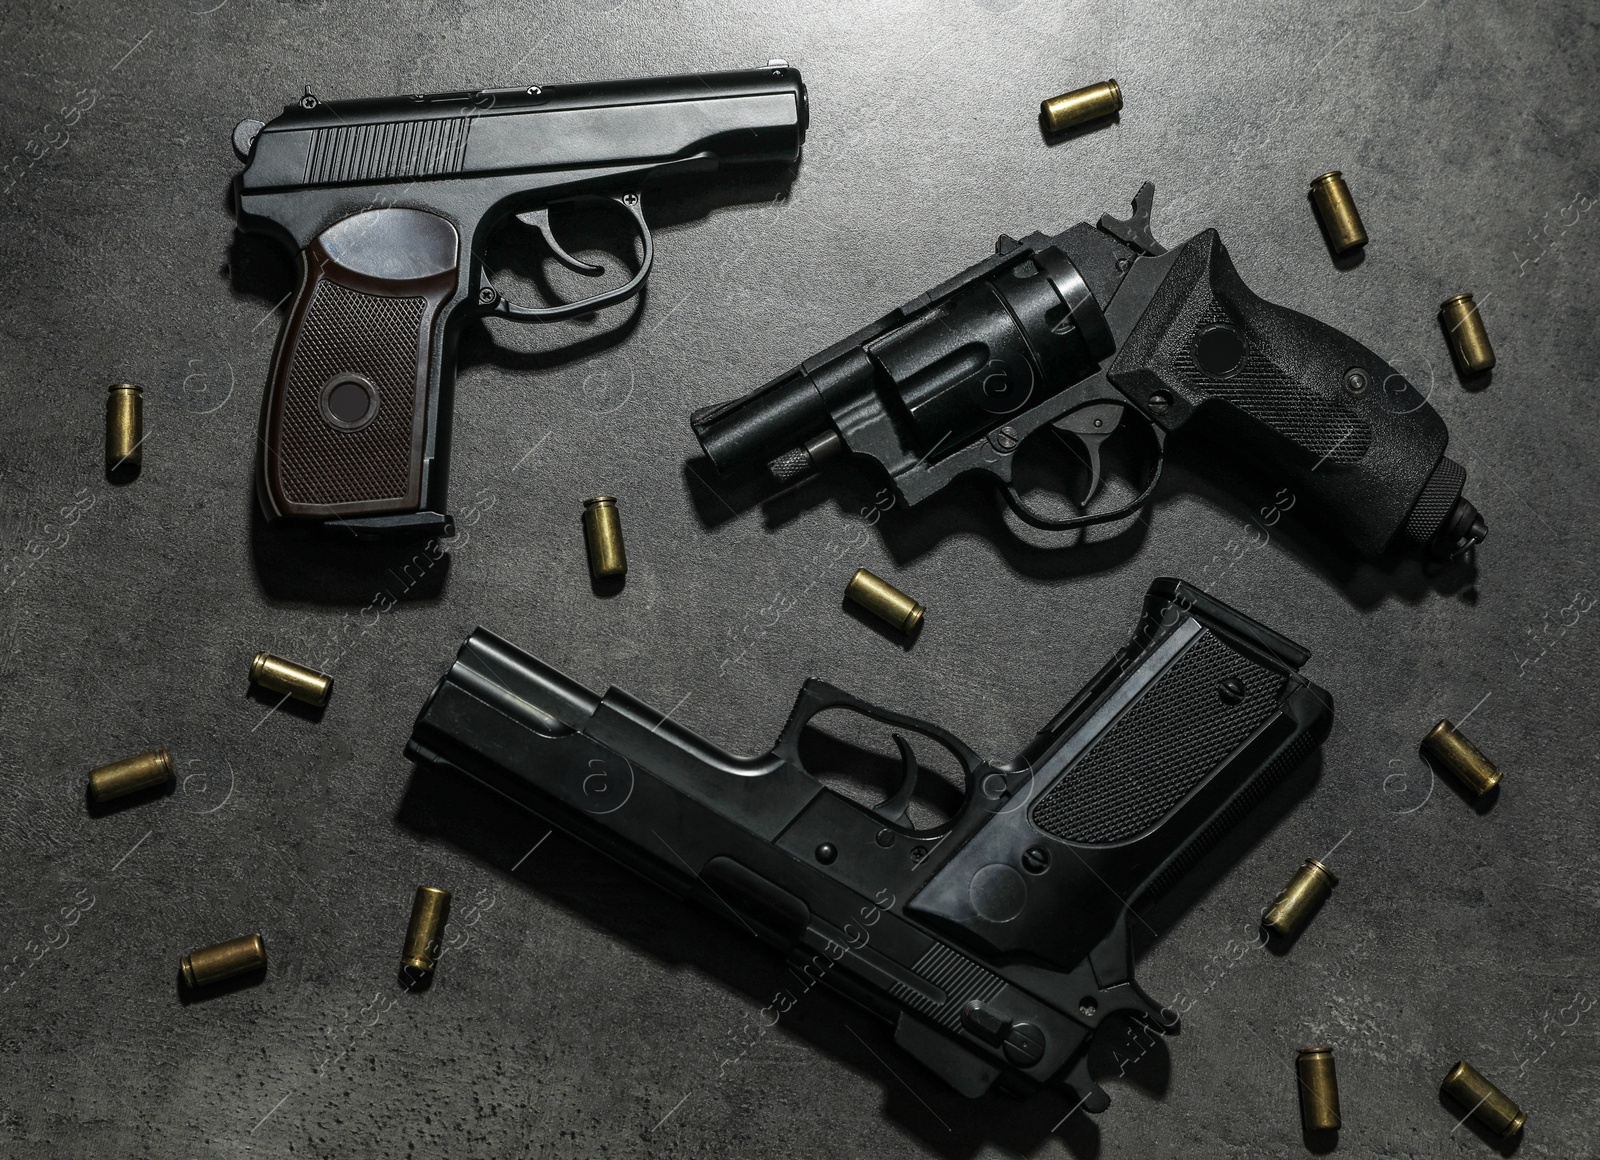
(1051, 404), (1123, 506)
(515, 206), (606, 276)
(872, 733), (919, 828)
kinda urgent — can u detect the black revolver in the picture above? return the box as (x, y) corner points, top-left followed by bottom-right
(406, 579), (1332, 1110)
(232, 63), (807, 534)
(692, 183), (1486, 559)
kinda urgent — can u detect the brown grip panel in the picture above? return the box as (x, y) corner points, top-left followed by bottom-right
(259, 208), (460, 520)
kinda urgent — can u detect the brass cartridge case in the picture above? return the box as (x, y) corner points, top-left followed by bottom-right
(250, 652), (333, 708)
(845, 568), (925, 634)
(1296, 1047), (1341, 1131)
(1309, 172), (1368, 254)
(1421, 719), (1500, 797)
(402, 886), (452, 975)
(582, 496), (627, 580)
(1262, 857), (1337, 939)
(106, 383), (143, 477)
(181, 933), (267, 987)
(1439, 294), (1496, 374)
(87, 747), (174, 803)
(1442, 1060), (1525, 1137)
(1040, 79), (1122, 134)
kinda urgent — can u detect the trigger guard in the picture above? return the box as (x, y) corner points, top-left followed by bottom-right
(777, 679), (987, 813)
(1001, 417), (1165, 532)
(870, 734), (921, 828)
(485, 193), (654, 322)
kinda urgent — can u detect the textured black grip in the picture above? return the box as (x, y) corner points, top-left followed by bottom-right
(906, 580), (1332, 971)
(1031, 629), (1284, 844)
(1108, 230), (1458, 556)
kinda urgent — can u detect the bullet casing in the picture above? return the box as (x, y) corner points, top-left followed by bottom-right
(105, 383), (143, 476)
(1442, 1061), (1526, 1137)
(1040, 79), (1122, 134)
(845, 568), (925, 634)
(180, 933), (267, 987)
(1296, 1047), (1342, 1131)
(1421, 719), (1500, 796)
(1262, 857), (1337, 939)
(1309, 172), (1368, 253)
(251, 652), (333, 707)
(87, 747), (173, 803)
(402, 886), (452, 975)
(1440, 294), (1496, 374)
(582, 496), (627, 580)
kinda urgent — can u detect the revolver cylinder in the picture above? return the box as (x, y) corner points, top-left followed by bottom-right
(694, 244), (1111, 485)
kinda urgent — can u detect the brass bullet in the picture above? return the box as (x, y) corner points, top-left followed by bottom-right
(1421, 719), (1500, 797)
(250, 651), (333, 708)
(180, 933), (267, 988)
(1442, 1060), (1526, 1137)
(845, 568), (925, 634)
(1040, 79), (1122, 134)
(582, 496), (627, 580)
(1439, 293), (1496, 374)
(87, 747), (174, 803)
(1262, 857), (1337, 939)
(1309, 172), (1368, 254)
(402, 886), (452, 976)
(106, 383), (143, 479)
(1296, 1047), (1341, 1131)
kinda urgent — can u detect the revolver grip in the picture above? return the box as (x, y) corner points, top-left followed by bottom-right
(258, 208), (462, 524)
(1108, 230), (1473, 556)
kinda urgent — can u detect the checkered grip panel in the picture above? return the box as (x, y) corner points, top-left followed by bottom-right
(1030, 630), (1283, 845)
(278, 281), (424, 506)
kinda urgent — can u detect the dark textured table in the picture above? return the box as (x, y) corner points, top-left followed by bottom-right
(2, 1), (1596, 1156)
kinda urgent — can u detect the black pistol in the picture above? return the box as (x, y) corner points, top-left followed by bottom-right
(406, 579), (1333, 1110)
(232, 63), (807, 534)
(692, 183), (1486, 560)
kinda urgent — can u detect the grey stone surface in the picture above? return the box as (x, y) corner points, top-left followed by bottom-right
(1, 0), (1596, 1156)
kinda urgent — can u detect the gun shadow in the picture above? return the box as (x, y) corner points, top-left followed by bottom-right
(395, 732), (1323, 1159)
(225, 163), (797, 606)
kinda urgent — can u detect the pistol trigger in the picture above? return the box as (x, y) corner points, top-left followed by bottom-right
(1051, 404), (1123, 505)
(515, 206), (606, 276)
(872, 733), (919, 828)
(1061, 1054), (1112, 1115)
